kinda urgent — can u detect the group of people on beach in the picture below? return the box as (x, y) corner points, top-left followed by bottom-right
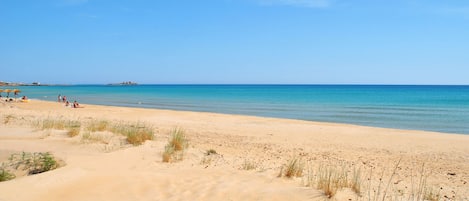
(58, 94), (82, 108)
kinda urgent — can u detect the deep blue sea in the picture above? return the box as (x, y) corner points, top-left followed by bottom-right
(6, 85), (469, 134)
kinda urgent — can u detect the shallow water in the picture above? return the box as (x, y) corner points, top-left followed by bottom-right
(7, 85), (469, 134)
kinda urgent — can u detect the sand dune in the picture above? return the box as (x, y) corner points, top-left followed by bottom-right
(1, 100), (468, 200)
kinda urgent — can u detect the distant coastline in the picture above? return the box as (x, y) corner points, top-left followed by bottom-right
(107, 81), (138, 86)
(0, 81), (46, 86)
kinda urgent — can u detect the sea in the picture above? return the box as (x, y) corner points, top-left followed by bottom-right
(5, 85), (469, 135)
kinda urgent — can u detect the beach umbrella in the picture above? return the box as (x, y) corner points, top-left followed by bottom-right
(13, 89), (21, 100)
(4, 89), (11, 97)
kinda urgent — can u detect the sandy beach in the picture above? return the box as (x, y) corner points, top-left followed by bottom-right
(1, 99), (468, 201)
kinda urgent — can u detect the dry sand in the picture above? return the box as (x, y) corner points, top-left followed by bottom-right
(0, 100), (468, 201)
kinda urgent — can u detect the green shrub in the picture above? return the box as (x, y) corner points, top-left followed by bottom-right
(0, 168), (15, 182)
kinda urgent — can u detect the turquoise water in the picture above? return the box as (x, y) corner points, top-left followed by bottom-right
(5, 85), (469, 134)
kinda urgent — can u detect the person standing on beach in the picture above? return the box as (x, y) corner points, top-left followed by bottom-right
(63, 95), (67, 103)
(58, 94), (62, 102)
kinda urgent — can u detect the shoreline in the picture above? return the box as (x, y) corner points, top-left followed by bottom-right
(1, 99), (468, 200)
(23, 99), (469, 136)
(10, 84), (469, 135)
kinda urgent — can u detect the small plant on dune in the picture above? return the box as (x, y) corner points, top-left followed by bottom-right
(241, 159), (257, 171)
(162, 128), (189, 163)
(65, 121), (81, 137)
(205, 149), (217, 156)
(86, 120), (109, 132)
(3, 114), (15, 124)
(111, 122), (154, 145)
(7, 152), (59, 175)
(0, 167), (15, 182)
(28, 152), (58, 174)
(162, 144), (175, 163)
(169, 128), (188, 151)
(37, 118), (80, 131)
(40, 118), (68, 130)
(280, 157), (304, 178)
(423, 186), (441, 201)
(308, 164), (362, 198)
(316, 165), (344, 198)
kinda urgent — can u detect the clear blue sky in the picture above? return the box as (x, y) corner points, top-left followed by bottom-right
(1, 0), (468, 84)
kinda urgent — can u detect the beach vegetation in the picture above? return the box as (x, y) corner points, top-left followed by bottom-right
(302, 162), (363, 198)
(280, 157), (304, 178)
(109, 122), (154, 145)
(7, 152), (59, 175)
(66, 121), (81, 137)
(36, 117), (81, 132)
(0, 167), (15, 182)
(162, 144), (175, 163)
(241, 159), (257, 171)
(168, 128), (188, 151)
(162, 128), (188, 163)
(205, 149), (217, 156)
(3, 114), (15, 124)
(86, 120), (109, 132)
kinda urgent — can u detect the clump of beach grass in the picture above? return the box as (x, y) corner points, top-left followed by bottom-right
(3, 114), (15, 124)
(7, 152), (59, 175)
(86, 120), (109, 132)
(0, 167), (15, 182)
(205, 149), (217, 156)
(66, 121), (81, 137)
(35, 117), (81, 132)
(162, 128), (188, 163)
(168, 128), (188, 151)
(241, 159), (257, 171)
(109, 122), (155, 146)
(279, 157), (304, 178)
(162, 144), (175, 163)
(302, 162), (363, 198)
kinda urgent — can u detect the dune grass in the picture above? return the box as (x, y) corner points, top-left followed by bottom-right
(110, 122), (154, 145)
(301, 159), (443, 200)
(279, 157), (304, 178)
(241, 159), (257, 171)
(0, 167), (15, 182)
(162, 128), (188, 163)
(86, 120), (109, 132)
(7, 152), (59, 175)
(168, 128), (188, 151)
(205, 149), (217, 156)
(33, 117), (154, 146)
(2, 114), (15, 124)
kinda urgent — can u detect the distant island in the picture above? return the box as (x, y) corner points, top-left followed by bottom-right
(108, 81), (138, 86)
(0, 81), (43, 86)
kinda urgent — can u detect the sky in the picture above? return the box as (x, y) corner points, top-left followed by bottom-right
(1, 0), (468, 84)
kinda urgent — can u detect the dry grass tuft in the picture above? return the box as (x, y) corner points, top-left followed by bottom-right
(280, 157), (304, 178)
(162, 128), (189, 163)
(205, 149), (217, 156)
(241, 159), (257, 171)
(162, 145), (175, 163)
(111, 122), (154, 145)
(303, 163), (363, 198)
(66, 121), (81, 137)
(3, 114), (15, 124)
(168, 128), (188, 151)
(86, 120), (109, 132)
